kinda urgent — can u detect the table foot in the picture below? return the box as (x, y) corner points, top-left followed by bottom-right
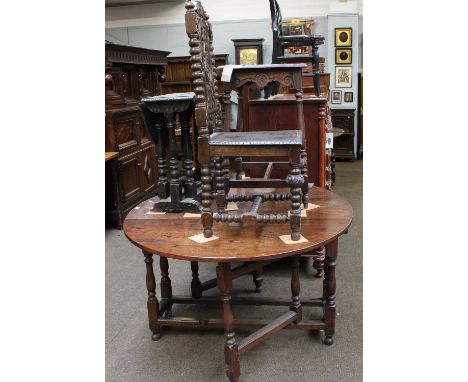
(152, 329), (162, 341)
(323, 335), (334, 346)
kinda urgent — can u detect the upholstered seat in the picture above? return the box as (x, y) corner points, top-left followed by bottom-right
(209, 130), (302, 146)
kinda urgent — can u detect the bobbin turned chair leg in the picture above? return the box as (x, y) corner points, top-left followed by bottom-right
(287, 149), (304, 241)
(300, 149), (309, 208)
(215, 156), (227, 213)
(201, 159), (213, 237)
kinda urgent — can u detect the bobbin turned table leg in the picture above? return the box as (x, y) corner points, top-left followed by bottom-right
(143, 251), (161, 341)
(217, 263), (240, 382)
(323, 239), (338, 345)
(159, 256), (173, 316)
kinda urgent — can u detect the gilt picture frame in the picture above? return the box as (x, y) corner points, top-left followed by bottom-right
(335, 28), (352, 47)
(336, 48), (352, 65)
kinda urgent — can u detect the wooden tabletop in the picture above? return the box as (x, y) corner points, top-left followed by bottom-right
(124, 187), (353, 263)
(105, 152), (118, 162)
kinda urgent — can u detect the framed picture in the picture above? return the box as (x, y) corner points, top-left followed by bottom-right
(331, 90), (342, 104)
(232, 39), (264, 65)
(344, 92), (354, 102)
(336, 48), (352, 64)
(335, 28), (352, 47)
(335, 66), (352, 88)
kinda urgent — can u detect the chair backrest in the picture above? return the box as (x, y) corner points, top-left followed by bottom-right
(269, 0), (282, 63)
(184, 0), (223, 139)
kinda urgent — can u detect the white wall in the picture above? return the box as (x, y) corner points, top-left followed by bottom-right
(327, 14), (360, 157)
(106, 0), (363, 28)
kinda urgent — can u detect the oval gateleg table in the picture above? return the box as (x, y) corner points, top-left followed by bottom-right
(124, 186), (353, 382)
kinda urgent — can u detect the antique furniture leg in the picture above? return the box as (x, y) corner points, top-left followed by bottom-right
(215, 156), (227, 213)
(180, 109), (197, 197)
(313, 246), (325, 278)
(288, 149), (304, 241)
(252, 268), (263, 293)
(155, 114), (170, 198)
(201, 158), (214, 237)
(312, 40), (321, 97)
(300, 150), (309, 208)
(234, 89), (243, 180)
(165, 111), (182, 203)
(191, 261), (203, 299)
(323, 239), (338, 345)
(290, 255), (302, 322)
(143, 251), (161, 341)
(159, 256), (173, 317)
(217, 263), (240, 382)
(222, 157), (230, 194)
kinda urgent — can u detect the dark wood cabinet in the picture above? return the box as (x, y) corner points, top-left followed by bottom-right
(105, 41), (170, 226)
(331, 108), (356, 160)
(162, 54), (229, 94)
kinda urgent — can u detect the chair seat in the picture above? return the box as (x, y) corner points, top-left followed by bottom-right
(210, 130), (302, 146)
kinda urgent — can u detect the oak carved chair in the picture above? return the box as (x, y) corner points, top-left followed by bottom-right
(269, 0), (325, 96)
(185, 0), (309, 241)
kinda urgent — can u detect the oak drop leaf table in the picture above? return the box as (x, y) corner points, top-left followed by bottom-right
(123, 186), (353, 382)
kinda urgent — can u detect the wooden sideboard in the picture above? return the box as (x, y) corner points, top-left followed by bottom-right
(162, 54), (229, 94)
(331, 108), (356, 160)
(105, 41), (170, 226)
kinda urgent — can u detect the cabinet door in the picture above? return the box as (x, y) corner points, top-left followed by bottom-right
(138, 146), (158, 194)
(118, 155), (141, 205)
(112, 110), (140, 151)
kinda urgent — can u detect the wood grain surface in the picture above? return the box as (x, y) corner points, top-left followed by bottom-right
(123, 187), (353, 262)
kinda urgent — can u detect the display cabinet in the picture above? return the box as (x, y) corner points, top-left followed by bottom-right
(331, 108), (356, 160)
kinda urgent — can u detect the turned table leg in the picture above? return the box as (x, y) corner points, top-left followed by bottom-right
(159, 256), (173, 316)
(313, 246), (325, 278)
(143, 251), (161, 341)
(155, 114), (170, 198)
(323, 239), (338, 345)
(180, 109), (197, 197)
(290, 255), (302, 322)
(190, 261), (203, 299)
(165, 111), (182, 203)
(217, 263), (240, 382)
(252, 268), (263, 293)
